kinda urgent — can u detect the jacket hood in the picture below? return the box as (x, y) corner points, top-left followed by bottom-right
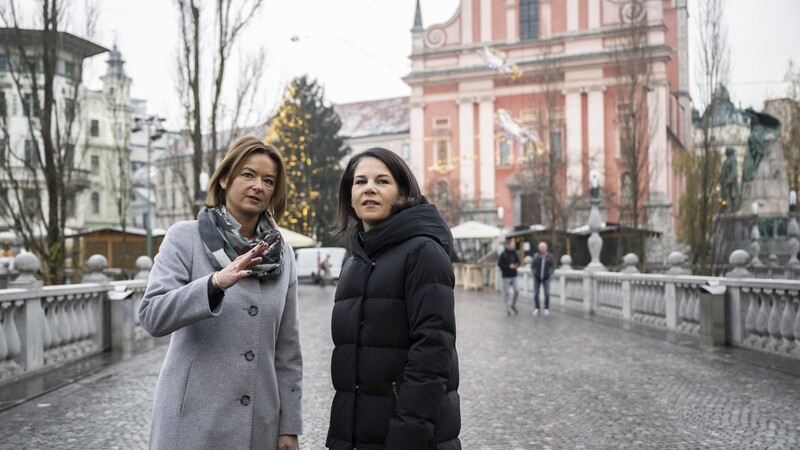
(351, 198), (453, 261)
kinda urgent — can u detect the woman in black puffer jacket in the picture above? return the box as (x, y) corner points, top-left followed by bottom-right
(326, 148), (460, 450)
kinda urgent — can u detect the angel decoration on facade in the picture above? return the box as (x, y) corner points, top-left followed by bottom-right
(497, 109), (537, 147)
(478, 46), (522, 80)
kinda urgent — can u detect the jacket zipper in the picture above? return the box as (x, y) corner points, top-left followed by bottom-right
(392, 381), (398, 399)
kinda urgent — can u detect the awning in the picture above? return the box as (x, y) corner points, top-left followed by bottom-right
(450, 221), (503, 240)
(277, 227), (317, 249)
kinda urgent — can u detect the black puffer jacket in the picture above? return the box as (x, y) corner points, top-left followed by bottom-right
(327, 202), (461, 450)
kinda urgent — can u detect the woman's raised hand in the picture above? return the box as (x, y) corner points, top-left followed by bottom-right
(213, 240), (268, 291)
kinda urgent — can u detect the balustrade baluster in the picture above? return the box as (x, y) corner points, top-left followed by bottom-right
(744, 291), (760, 346)
(41, 303), (52, 353)
(767, 293), (784, 351)
(4, 302), (21, 364)
(57, 299), (74, 357)
(678, 285), (689, 331)
(67, 298), (80, 346)
(46, 300), (63, 362)
(82, 297), (92, 339)
(0, 306), (9, 369)
(778, 296), (796, 354)
(756, 291), (771, 348)
(792, 301), (800, 357)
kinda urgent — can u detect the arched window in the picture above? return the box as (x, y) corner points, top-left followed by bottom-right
(91, 192), (100, 214)
(520, 0), (540, 41)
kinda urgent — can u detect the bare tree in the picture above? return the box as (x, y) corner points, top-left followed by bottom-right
(514, 50), (569, 256)
(0, 0), (100, 284)
(175, 0), (265, 215)
(677, 0), (729, 274)
(611, 1), (659, 262)
(781, 60), (800, 193)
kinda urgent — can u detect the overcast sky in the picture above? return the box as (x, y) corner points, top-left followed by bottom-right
(80, 0), (800, 129)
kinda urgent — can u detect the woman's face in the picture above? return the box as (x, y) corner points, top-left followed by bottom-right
(351, 156), (402, 232)
(220, 152), (277, 223)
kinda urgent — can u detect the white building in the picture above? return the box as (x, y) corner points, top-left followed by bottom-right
(0, 29), (108, 239)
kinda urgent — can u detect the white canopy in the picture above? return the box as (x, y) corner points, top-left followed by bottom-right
(277, 227), (317, 249)
(450, 221), (502, 240)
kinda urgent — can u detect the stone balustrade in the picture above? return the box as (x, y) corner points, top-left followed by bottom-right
(0, 252), (158, 385)
(494, 249), (799, 360)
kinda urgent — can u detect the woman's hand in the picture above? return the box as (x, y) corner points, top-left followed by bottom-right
(213, 240), (268, 291)
(277, 434), (299, 450)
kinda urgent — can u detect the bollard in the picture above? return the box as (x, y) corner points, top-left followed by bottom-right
(698, 281), (727, 348)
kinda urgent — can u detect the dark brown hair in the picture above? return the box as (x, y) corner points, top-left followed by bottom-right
(331, 147), (422, 237)
(204, 136), (288, 220)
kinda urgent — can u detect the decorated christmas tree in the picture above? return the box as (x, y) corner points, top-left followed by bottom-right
(268, 76), (349, 245)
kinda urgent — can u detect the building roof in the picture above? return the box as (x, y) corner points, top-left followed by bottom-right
(334, 97), (410, 139)
(0, 28), (108, 58)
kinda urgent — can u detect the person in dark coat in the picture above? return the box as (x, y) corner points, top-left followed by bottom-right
(497, 240), (520, 315)
(531, 241), (555, 316)
(327, 147), (461, 450)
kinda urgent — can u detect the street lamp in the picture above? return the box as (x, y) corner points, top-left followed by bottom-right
(132, 116), (166, 258)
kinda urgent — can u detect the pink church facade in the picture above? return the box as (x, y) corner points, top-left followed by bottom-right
(404, 0), (690, 247)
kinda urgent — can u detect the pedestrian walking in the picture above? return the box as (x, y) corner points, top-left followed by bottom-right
(319, 254), (332, 287)
(532, 241), (555, 316)
(498, 240), (520, 315)
(327, 147), (461, 450)
(138, 136), (302, 450)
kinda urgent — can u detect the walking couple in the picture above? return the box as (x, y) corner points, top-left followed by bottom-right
(498, 240), (555, 316)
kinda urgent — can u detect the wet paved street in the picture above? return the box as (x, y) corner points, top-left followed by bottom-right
(0, 284), (798, 449)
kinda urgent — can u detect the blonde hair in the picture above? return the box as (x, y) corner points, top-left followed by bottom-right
(204, 136), (287, 221)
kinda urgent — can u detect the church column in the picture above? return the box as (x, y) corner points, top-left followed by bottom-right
(462, 0), (474, 45)
(480, 0), (493, 43)
(648, 83), (668, 197)
(588, 0), (601, 29)
(410, 100), (426, 189)
(565, 90), (583, 198)
(458, 98), (476, 204)
(478, 97), (496, 207)
(506, 0), (517, 42)
(587, 88), (605, 183)
(567, 0), (579, 32)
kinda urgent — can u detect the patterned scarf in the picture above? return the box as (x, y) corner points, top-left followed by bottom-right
(197, 206), (283, 280)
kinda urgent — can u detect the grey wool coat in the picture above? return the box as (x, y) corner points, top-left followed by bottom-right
(138, 220), (303, 450)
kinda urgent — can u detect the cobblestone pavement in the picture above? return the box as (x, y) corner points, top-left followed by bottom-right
(0, 285), (799, 449)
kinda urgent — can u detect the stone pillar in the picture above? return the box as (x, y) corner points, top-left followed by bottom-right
(10, 253), (44, 372)
(83, 255), (110, 352)
(588, 0), (601, 29)
(664, 251), (689, 275)
(585, 170), (606, 272)
(135, 256), (153, 281)
(725, 249), (751, 345)
(620, 254), (639, 273)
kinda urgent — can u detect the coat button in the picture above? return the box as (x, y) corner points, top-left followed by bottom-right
(240, 395), (251, 406)
(248, 306), (258, 316)
(244, 351), (255, 361)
